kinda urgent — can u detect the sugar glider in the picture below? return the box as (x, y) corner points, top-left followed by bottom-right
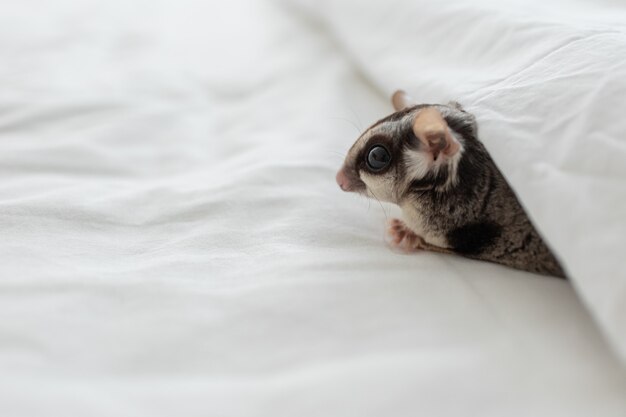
(336, 91), (565, 278)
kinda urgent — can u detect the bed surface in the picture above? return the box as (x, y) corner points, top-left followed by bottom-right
(1, 1), (625, 416)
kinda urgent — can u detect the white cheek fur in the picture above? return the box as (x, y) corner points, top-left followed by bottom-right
(404, 149), (431, 179)
(360, 171), (396, 203)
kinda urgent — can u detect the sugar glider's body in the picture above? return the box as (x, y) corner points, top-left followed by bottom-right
(336, 91), (565, 278)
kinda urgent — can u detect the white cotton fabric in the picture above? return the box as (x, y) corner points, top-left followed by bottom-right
(286, 0), (626, 365)
(0, 1), (625, 416)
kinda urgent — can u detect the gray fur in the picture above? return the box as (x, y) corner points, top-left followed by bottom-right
(340, 102), (566, 278)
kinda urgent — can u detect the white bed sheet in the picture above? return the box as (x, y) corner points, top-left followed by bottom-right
(0, 1), (625, 416)
(286, 0), (626, 367)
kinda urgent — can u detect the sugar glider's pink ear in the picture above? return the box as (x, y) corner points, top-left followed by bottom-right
(392, 90), (416, 111)
(412, 107), (461, 160)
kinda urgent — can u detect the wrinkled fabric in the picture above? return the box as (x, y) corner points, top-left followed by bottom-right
(286, 0), (626, 365)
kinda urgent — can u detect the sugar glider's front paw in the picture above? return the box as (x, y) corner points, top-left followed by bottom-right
(386, 218), (427, 253)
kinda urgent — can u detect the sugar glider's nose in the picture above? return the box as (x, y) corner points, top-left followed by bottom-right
(336, 166), (367, 193)
(336, 168), (350, 191)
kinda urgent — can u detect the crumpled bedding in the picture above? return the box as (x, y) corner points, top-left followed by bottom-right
(286, 0), (626, 362)
(0, 0), (625, 416)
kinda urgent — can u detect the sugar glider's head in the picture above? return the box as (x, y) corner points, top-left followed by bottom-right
(336, 91), (474, 204)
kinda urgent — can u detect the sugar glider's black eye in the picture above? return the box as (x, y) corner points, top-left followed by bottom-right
(366, 145), (391, 171)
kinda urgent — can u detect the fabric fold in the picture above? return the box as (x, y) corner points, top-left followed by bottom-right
(284, 0), (626, 365)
